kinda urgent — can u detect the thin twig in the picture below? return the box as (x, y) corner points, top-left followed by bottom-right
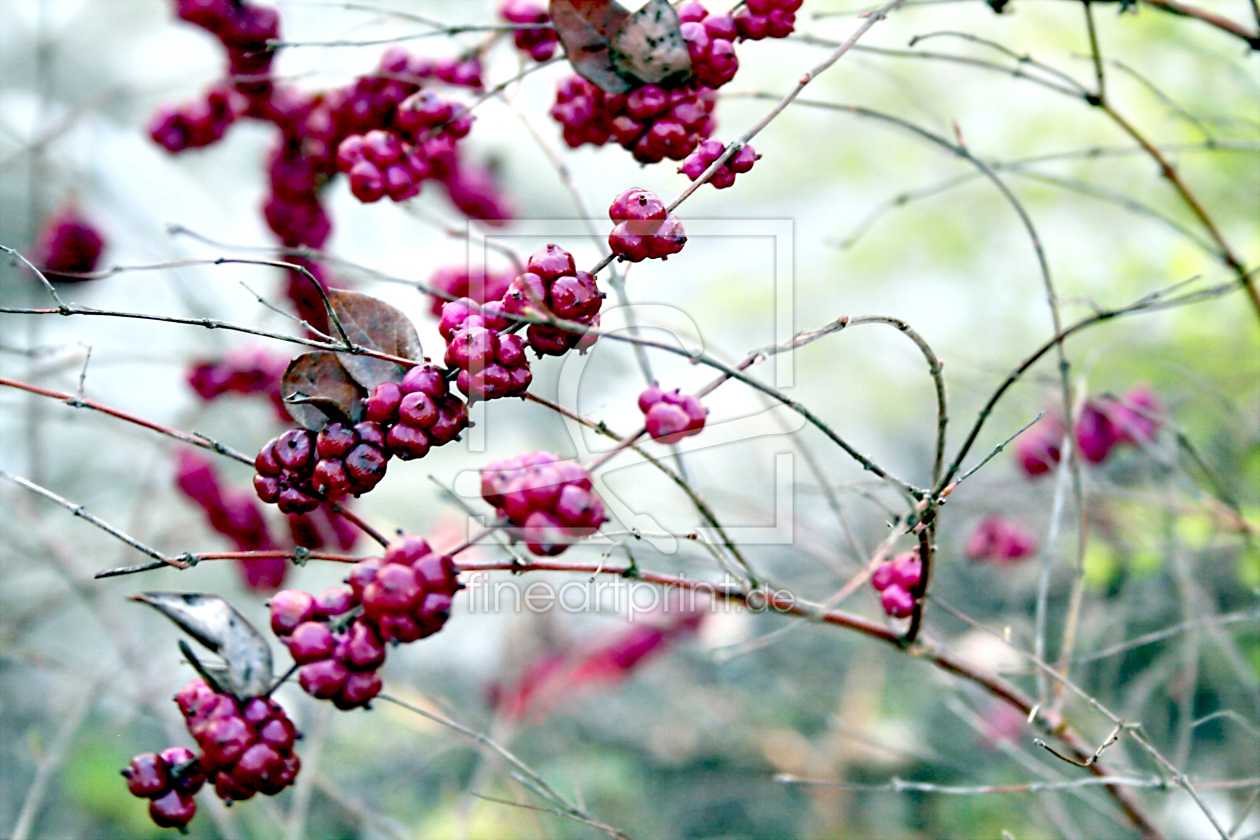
(0, 470), (188, 569)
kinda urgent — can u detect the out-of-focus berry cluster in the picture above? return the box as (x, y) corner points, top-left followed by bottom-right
(480, 452), (607, 556)
(31, 203), (105, 283)
(151, 0), (511, 329)
(188, 346), (290, 422)
(1016, 385), (1162, 477)
(425, 264), (514, 317)
(965, 516), (1037, 565)
(176, 449), (359, 590)
(499, 0), (560, 62)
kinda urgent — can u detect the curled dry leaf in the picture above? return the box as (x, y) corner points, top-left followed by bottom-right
(327, 289), (423, 392)
(550, 0), (690, 94)
(282, 351), (366, 430)
(132, 592), (275, 698)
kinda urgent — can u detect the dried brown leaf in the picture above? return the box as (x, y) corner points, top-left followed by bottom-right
(328, 289), (423, 392)
(282, 351), (365, 430)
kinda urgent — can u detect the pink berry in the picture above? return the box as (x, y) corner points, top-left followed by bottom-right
(123, 753), (171, 798)
(148, 790), (197, 829)
(880, 584), (915, 618)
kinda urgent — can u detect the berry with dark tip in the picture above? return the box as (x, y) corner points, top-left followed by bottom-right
(123, 753), (172, 798)
(149, 789), (197, 829)
(608, 189), (687, 262)
(679, 138), (759, 188)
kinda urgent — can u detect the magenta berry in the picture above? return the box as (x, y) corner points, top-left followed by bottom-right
(33, 203), (106, 283)
(639, 385), (707, 443)
(480, 452), (606, 556)
(608, 191), (687, 262)
(871, 550), (922, 618)
(965, 517), (1037, 565)
(269, 589), (316, 635)
(149, 789), (197, 829)
(123, 753), (172, 798)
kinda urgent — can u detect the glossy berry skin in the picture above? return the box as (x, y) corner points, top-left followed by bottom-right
(129, 677), (303, 830)
(679, 138), (759, 188)
(871, 550), (922, 618)
(639, 385), (707, 443)
(608, 190), (687, 262)
(149, 790), (197, 829)
(123, 753), (171, 798)
(498, 246), (604, 358)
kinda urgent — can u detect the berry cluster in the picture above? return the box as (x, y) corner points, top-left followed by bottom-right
(500, 245), (605, 355)
(172, 0), (279, 101)
(187, 346), (289, 421)
(253, 424), (389, 513)
(731, 0), (801, 40)
(480, 452), (607, 556)
(270, 536), (462, 708)
(550, 75), (719, 164)
(608, 189), (687, 262)
(677, 3), (741, 88)
(499, 0), (559, 62)
(32, 203), (105, 283)
(363, 363), (472, 458)
(871, 550), (922, 618)
(426, 264), (514, 317)
(679, 138), (760, 188)
(965, 516), (1037, 565)
(440, 299), (533, 401)
(153, 0), (511, 327)
(1016, 385), (1162, 477)
(149, 84), (243, 153)
(124, 678), (302, 830)
(178, 679), (301, 802)
(122, 747), (203, 830)
(638, 384), (707, 443)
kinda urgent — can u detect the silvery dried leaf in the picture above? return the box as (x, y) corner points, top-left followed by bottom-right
(132, 592), (274, 699)
(282, 351), (365, 430)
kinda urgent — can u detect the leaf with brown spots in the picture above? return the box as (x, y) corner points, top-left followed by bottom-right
(281, 351), (365, 430)
(610, 0), (690, 87)
(327, 289), (424, 392)
(550, 0), (633, 94)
